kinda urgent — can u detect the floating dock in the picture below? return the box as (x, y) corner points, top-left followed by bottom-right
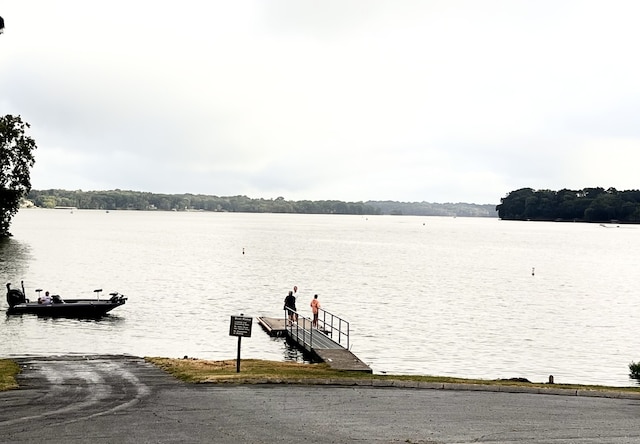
(257, 315), (372, 373)
(256, 316), (288, 337)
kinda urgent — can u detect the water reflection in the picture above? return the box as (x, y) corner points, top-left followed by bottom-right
(1, 309), (130, 358)
(2, 312), (126, 325)
(0, 237), (31, 283)
(283, 338), (314, 363)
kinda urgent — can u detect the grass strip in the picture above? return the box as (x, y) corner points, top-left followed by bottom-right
(0, 359), (20, 391)
(145, 357), (640, 393)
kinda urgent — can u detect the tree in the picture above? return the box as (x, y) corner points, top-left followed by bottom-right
(0, 115), (37, 237)
(496, 188), (534, 219)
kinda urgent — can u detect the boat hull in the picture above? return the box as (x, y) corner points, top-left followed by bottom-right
(6, 282), (128, 319)
(6, 297), (127, 317)
(7, 299), (126, 318)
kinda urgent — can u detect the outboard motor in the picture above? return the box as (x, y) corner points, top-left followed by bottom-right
(109, 292), (126, 303)
(6, 283), (26, 307)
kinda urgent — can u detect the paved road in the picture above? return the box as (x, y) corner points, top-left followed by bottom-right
(1, 355), (640, 443)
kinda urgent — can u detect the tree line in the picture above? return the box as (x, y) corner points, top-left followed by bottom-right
(27, 190), (379, 215)
(25, 189), (498, 217)
(1, 115), (36, 237)
(496, 187), (640, 222)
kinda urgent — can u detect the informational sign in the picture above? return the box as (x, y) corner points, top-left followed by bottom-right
(229, 315), (253, 337)
(230, 315), (252, 373)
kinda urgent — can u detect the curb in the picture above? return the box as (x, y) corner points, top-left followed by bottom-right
(208, 377), (640, 400)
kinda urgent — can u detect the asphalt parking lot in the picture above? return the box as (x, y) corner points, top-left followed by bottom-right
(1, 355), (640, 443)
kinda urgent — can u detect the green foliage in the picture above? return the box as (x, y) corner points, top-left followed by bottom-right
(26, 190), (384, 214)
(0, 115), (37, 237)
(630, 361), (640, 379)
(25, 189), (498, 217)
(497, 187), (640, 223)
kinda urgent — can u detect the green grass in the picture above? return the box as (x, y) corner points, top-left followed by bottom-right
(145, 357), (640, 393)
(0, 359), (20, 391)
(146, 357), (344, 383)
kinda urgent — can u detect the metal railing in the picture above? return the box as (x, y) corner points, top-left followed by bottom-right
(318, 308), (349, 349)
(284, 307), (350, 350)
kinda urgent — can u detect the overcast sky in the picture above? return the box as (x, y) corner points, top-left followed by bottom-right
(2, 1), (639, 204)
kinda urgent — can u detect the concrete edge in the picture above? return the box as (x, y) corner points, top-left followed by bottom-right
(197, 378), (640, 399)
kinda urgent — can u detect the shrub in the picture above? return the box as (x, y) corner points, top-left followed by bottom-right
(629, 361), (640, 379)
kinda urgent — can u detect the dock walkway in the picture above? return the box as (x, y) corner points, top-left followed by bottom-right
(257, 313), (371, 373)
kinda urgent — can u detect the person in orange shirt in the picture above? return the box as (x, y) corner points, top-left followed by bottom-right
(310, 294), (321, 327)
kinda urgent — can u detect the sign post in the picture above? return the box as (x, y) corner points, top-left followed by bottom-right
(229, 314), (253, 373)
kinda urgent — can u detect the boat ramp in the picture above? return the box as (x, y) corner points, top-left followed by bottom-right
(257, 309), (371, 373)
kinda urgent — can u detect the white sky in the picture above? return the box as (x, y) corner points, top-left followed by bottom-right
(2, 1), (640, 204)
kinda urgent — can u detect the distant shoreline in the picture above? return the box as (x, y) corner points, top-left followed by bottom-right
(25, 189), (499, 218)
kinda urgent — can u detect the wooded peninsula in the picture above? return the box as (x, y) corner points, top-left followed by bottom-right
(25, 189), (497, 217)
(497, 187), (640, 223)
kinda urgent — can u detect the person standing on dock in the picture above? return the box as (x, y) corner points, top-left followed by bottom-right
(310, 294), (321, 327)
(284, 290), (297, 323)
(292, 286), (299, 322)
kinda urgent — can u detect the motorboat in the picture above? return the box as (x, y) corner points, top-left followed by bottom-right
(5, 282), (127, 318)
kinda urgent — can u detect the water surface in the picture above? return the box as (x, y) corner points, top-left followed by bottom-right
(1, 209), (639, 386)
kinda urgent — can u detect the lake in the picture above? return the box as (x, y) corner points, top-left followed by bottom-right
(1, 209), (639, 387)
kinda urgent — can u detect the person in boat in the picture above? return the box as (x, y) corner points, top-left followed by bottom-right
(310, 294), (321, 327)
(38, 291), (52, 305)
(284, 290), (297, 322)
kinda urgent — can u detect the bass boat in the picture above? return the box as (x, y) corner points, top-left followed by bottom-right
(5, 282), (127, 318)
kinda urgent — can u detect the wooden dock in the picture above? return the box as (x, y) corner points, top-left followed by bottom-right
(257, 316), (372, 373)
(256, 316), (288, 337)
